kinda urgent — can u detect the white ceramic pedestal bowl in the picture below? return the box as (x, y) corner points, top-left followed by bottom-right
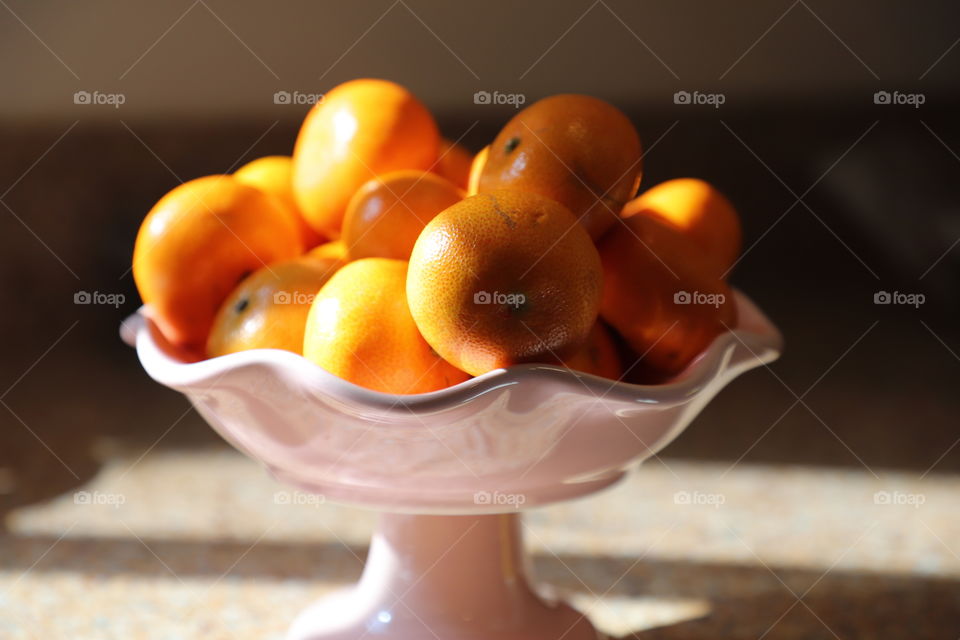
(122, 290), (781, 640)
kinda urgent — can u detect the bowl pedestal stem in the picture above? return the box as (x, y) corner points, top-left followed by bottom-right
(288, 512), (605, 640)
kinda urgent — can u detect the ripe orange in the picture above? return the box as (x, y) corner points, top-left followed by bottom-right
(307, 240), (347, 262)
(234, 155), (325, 249)
(303, 258), (469, 394)
(623, 178), (741, 279)
(206, 254), (343, 357)
(342, 170), (464, 261)
(466, 145), (488, 196)
(434, 138), (472, 190)
(407, 190), (602, 376)
(477, 94), (642, 239)
(292, 79), (439, 238)
(556, 322), (622, 379)
(598, 214), (737, 375)
(133, 175), (303, 353)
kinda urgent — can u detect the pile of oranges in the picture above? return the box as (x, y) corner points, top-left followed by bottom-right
(133, 79), (741, 394)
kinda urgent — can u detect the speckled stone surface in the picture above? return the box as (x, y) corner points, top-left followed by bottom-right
(2, 449), (958, 638)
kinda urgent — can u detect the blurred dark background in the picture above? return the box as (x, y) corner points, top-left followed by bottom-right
(1, 0), (959, 510)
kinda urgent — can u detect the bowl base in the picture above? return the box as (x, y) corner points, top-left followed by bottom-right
(287, 513), (605, 640)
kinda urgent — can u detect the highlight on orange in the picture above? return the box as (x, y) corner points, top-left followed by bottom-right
(622, 178), (741, 279)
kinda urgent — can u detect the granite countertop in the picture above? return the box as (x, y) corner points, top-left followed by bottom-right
(1, 446), (957, 639)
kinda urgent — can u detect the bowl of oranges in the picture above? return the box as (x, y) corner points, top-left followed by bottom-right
(123, 78), (781, 640)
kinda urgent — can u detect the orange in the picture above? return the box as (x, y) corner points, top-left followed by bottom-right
(206, 254), (343, 357)
(598, 213), (737, 375)
(555, 322), (621, 379)
(303, 258), (469, 394)
(308, 240), (347, 262)
(623, 178), (741, 279)
(234, 155), (325, 249)
(477, 94), (642, 240)
(292, 79), (439, 238)
(467, 145), (488, 196)
(133, 175), (303, 354)
(434, 138), (472, 190)
(342, 170), (464, 261)
(407, 190), (602, 377)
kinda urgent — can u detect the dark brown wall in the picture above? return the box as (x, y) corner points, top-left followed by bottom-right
(3, 0), (958, 121)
